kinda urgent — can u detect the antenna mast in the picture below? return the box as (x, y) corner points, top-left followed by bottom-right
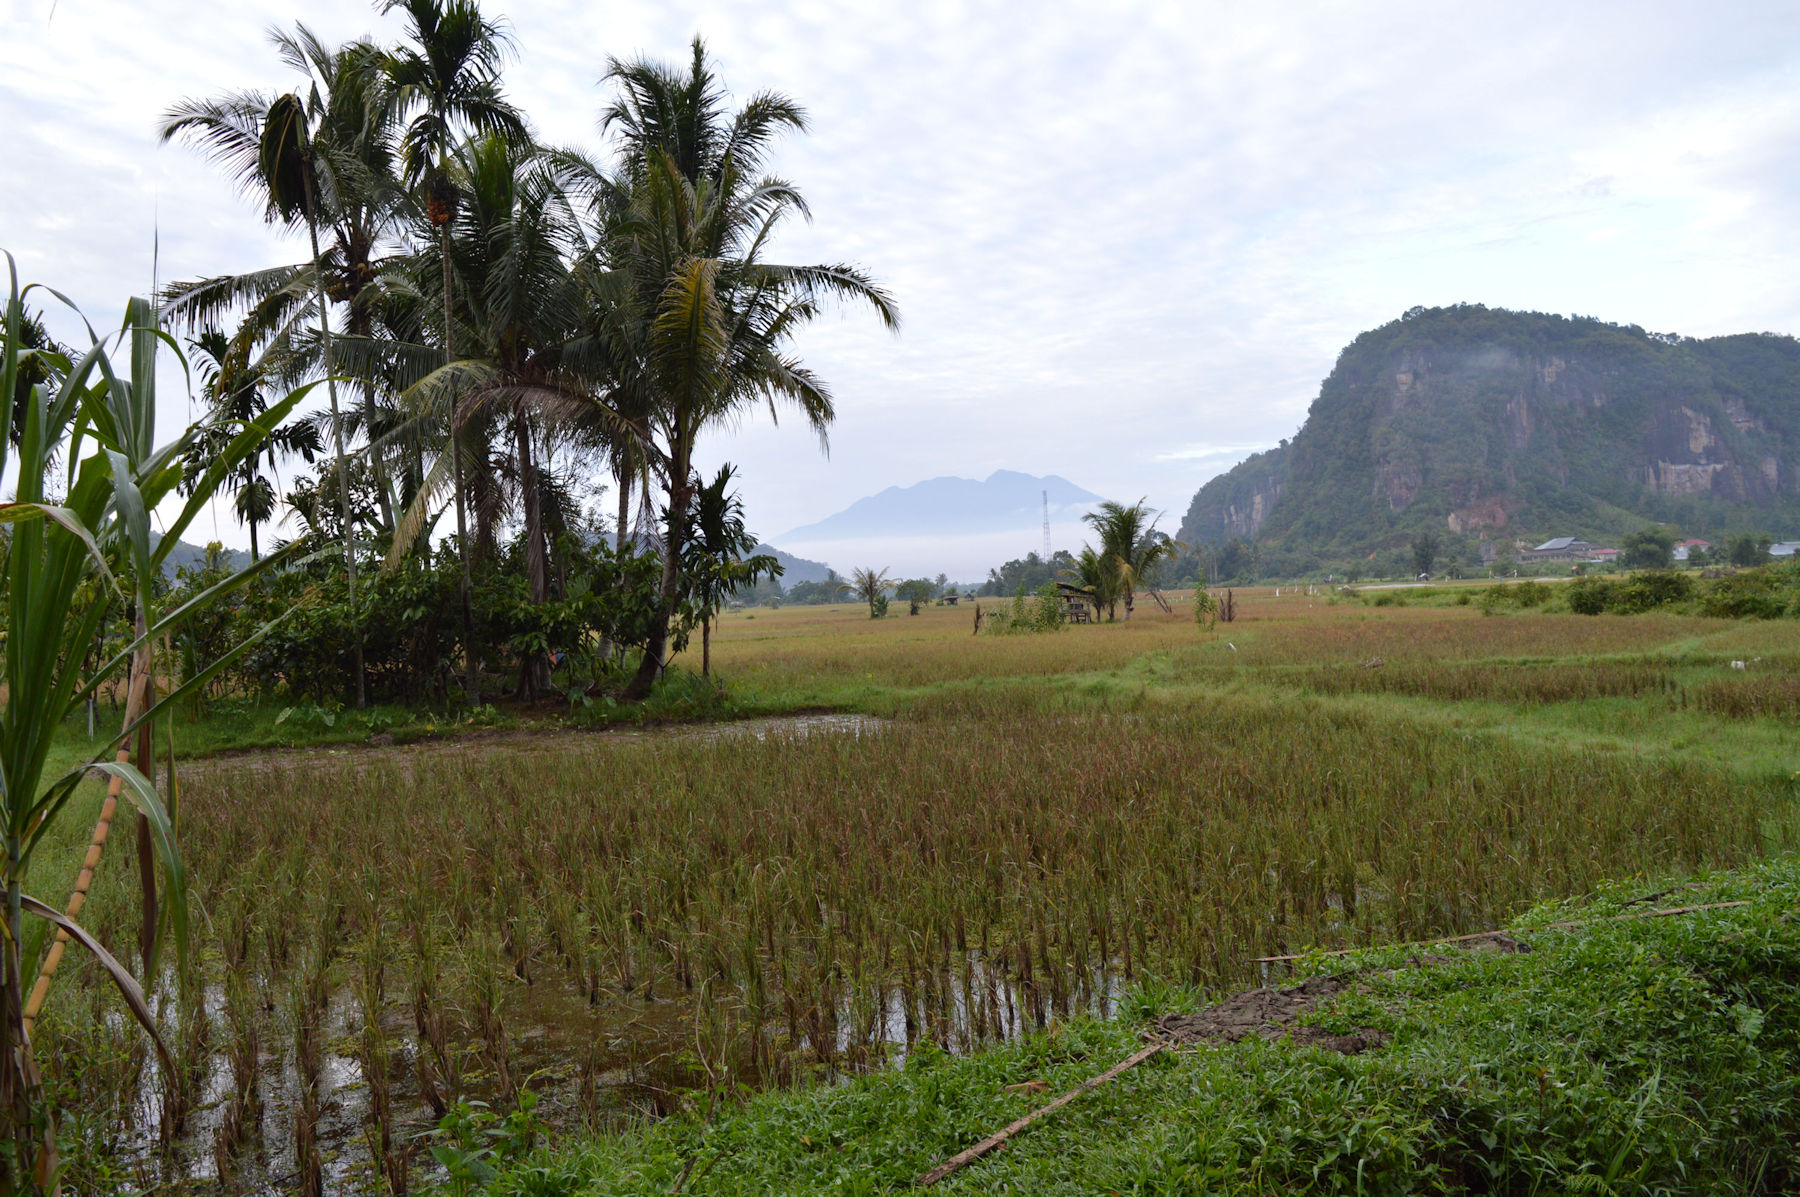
(1041, 489), (1052, 560)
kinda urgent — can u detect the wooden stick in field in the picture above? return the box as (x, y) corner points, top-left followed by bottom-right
(915, 1040), (1166, 1186)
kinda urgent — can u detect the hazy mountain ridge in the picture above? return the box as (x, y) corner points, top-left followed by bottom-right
(749, 544), (834, 585)
(1180, 304), (1800, 568)
(778, 470), (1101, 541)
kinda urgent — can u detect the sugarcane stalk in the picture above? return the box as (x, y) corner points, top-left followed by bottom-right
(23, 632), (153, 1032)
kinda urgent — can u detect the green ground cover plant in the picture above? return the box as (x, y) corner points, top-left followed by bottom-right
(473, 855), (1800, 1195)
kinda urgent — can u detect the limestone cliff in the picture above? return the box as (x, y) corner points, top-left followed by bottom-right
(1179, 305), (1800, 566)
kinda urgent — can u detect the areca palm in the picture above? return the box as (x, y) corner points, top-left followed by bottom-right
(596, 39), (899, 699)
(160, 26), (393, 707)
(381, 0), (529, 705)
(185, 329), (322, 561)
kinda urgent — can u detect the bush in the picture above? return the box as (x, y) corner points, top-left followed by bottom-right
(166, 533), (664, 704)
(1567, 571), (1693, 616)
(1699, 570), (1790, 620)
(981, 583), (1066, 635)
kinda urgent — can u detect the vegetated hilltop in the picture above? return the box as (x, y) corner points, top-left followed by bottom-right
(1179, 304), (1800, 573)
(747, 543), (834, 585)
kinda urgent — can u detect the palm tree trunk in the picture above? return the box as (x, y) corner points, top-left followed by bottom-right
(515, 414), (551, 698)
(363, 374), (395, 534)
(624, 439), (687, 701)
(616, 455), (632, 551)
(443, 223), (480, 707)
(702, 616), (710, 678)
(249, 520), (259, 564)
(307, 215), (366, 711)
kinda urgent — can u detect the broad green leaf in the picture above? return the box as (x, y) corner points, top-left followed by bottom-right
(0, 503), (123, 603)
(21, 895), (173, 1075)
(81, 762), (187, 976)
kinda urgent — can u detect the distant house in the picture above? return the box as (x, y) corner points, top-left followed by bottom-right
(1770, 541), (1800, 558)
(1590, 548), (1619, 562)
(1673, 538), (1710, 562)
(1522, 536), (1601, 562)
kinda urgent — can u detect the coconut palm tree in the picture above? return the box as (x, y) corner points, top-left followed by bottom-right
(381, 0), (529, 705)
(1082, 499), (1179, 620)
(1064, 545), (1120, 621)
(597, 39), (899, 699)
(849, 567), (893, 619)
(380, 133), (628, 697)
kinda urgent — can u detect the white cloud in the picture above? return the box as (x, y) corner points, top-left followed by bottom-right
(6, 0), (1800, 563)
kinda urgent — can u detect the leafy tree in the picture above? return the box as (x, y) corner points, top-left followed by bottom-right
(1728, 533), (1772, 568)
(1410, 532), (1439, 577)
(895, 578), (936, 612)
(1619, 526), (1676, 570)
(785, 572), (847, 605)
(979, 549), (1074, 596)
(850, 567), (893, 618)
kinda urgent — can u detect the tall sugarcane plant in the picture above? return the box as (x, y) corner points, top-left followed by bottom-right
(0, 254), (310, 1187)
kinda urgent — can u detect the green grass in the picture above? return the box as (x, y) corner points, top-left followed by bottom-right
(471, 855), (1800, 1195)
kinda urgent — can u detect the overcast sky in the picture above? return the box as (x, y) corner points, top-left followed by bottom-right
(6, 1), (1800, 577)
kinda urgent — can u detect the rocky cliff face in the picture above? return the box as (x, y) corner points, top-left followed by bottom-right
(1179, 306), (1800, 564)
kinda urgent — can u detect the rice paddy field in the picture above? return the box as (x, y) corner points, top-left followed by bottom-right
(33, 589), (1800, 1193)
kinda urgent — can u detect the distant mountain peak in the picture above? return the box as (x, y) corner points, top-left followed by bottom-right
(777, 472), (1102, 542)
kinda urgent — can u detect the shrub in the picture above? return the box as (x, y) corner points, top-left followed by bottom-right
(1699, 570), (1789, 620)
(1567, 572), (1693, 616)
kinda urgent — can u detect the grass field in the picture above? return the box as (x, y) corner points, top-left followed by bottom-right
(30, 589), (1800, 1192)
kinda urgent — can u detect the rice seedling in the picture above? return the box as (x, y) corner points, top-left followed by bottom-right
(1691, 673), (1800, 719)
(27, 593), (1800, 1189)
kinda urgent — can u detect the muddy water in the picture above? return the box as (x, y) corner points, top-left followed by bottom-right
(128, 968), (708, 1194)
(128, 949), (1115, 1194)
(122, 715), (902, 1194)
